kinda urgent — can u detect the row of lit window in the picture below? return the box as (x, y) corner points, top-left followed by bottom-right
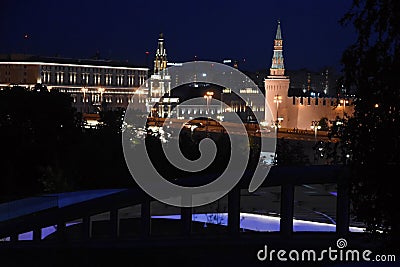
(1, 65), (27, 69)
(250, 106), (265, 112)
(43, 66), (144, 75)
(104, 96), (125, 103)
(239, 88), (259, 94)
(179, 109), (218, 115)
(2, 71), (27, 76)
(42, 72), (144, 86)
(66, 89), (139, 95)
(293, 97), (351, 106)
(72, 95), (132, 104)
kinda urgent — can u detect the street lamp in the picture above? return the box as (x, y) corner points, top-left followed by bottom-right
(273, 94), (282, 132)
(271, 117), (283, 163)
(97, 87), (105, 111)
(271, 118), (283, 133)
(219, 88), (231, 121)
(220, 90), (224, 121)
(204, 91), (214, 135)
(98, 87), (105, 103)
(204, 91), (214, 115)
(81, 87), (88, 113)
(340, 98), (349, 118)
(311, 120), (321, 143)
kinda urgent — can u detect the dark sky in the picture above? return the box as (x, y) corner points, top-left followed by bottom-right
(0, 0), (356, 72)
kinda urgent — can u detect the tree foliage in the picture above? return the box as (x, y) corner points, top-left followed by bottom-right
(0, 86), (81, 200)
(274, 138), (310, 166)
(0, 87), (134, 202)
(340, 0), (400, 237)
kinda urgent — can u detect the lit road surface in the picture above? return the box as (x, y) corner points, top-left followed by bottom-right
(147, 117), (337, 142)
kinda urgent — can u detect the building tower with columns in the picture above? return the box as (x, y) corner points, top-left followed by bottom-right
(147, 33), (178, 118)
(153, 33), (168, 74)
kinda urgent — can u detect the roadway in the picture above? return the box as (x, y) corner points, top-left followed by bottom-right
(146, 117), (338, 142)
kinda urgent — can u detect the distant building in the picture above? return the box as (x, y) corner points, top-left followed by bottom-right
(1, 24), (354, 129)
(222, 59), (239, 69)
(287, 67), (339, 97)
(176, 103), (221, 120)
(0, 54), (149, 114)
(145, 33), (179, 118)
(264, 21), (354, 130)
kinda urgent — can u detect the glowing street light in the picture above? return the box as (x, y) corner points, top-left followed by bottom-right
(81, 87), (88, 113)
(340, 98), (349, 118)
(273, 94), (282, 132)
(271, 118), (283, 132)
(270, 117), (283, 164)
(273, 94), (282, 117)
(204, 91), (214, 117)
(98, 87), (105, 103)
(311, 120), (321, 143)
(220, 88), (231, 121)
(204, 91), (214, 135)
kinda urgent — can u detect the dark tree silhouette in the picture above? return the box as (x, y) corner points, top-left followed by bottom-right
(0, 86), (81, 200)
(98, 108), (125, 134)
(274, 138), (310, 166)
(340, 0), (400, 238)
(318, 117), (329, 131)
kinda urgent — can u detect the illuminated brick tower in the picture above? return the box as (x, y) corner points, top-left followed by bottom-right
(263, 21), (354, 130)
(264, 20), (290, 127)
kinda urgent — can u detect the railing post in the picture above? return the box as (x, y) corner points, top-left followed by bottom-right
(82, 216), (91, 240)
(57, 221), (66, 241)
(280, 183), (294, 236)
(10, 233), (18, 242)
(336, 175), (350, 236)
(228, 185), (241, 235)
(33, 227), (41, 241)
(141, 196), (151, 237)
(110, 208), (119, 238)
(181, 207), (192, 236)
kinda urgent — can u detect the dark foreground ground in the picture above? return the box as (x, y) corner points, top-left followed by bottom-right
(1, 219), (398, 267)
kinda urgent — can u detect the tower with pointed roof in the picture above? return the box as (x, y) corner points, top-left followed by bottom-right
(270, 20), (285, 76)
(154, 33), (167, 74)
(263, 20), (354, 131)
(148, 33), (177, 118)
(265, 20), (290, 126)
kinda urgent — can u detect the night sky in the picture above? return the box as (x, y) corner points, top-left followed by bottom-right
(1, 0), (356, 72)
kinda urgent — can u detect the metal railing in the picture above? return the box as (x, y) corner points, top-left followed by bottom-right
(0, 165), (350, 243)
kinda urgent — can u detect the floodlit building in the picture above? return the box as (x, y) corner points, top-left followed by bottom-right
(0, 24), (354, 130)
(0, 54), (149, 114)
(146, 33), (179, 118)
(264, 21), (354, 130)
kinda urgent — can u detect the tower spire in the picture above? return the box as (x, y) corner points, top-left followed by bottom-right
(264, 20), (290, 126)
(269, 20), (285, 76)
(154, 32), (167, 74)
(275, 19), (282, 40)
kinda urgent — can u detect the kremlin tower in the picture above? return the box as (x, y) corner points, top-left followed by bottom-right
(264, 20), (290, 128)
